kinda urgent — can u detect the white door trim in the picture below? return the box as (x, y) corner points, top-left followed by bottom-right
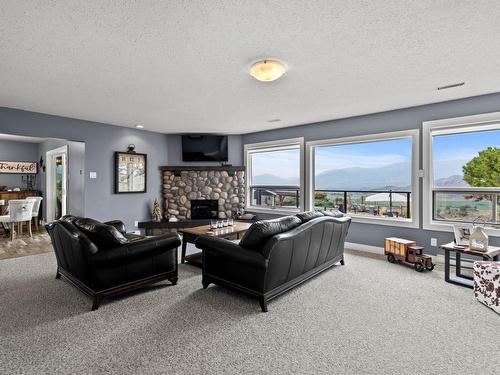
(46, 145), (68, 222)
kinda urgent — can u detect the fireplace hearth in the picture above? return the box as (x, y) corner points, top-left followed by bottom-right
(190, 199), (218, 220)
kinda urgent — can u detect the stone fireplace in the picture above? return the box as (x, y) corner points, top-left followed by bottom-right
(161, 166), (245, 220)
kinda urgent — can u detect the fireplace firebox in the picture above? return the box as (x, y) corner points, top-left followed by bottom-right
(190, 199), (218, 220)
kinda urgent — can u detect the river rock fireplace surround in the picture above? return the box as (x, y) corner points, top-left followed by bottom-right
(161, 166), (246, 220)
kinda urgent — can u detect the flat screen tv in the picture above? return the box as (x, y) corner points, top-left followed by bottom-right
(182, 135), (229, 162)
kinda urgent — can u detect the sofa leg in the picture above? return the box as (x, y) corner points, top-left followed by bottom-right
(91, 295), (103, 311)
(259, 297), (268, 313)
(55, 270), (61, 279)
(168, 277), (178, 285)
(202, 280), (210, 289)
(340, 257), (345, 266)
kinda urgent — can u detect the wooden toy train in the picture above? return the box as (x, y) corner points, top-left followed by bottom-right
(384, 237), (434, 272)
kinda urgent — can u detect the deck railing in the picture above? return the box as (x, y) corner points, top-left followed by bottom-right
(314, 189), (412, 219)
(432, 188), (499, 224)
(249, 186), (412, 218)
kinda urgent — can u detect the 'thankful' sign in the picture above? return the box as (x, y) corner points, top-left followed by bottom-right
(0, 161), (38, 174)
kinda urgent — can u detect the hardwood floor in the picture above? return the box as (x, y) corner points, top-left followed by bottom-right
(0, 231), (52, 260)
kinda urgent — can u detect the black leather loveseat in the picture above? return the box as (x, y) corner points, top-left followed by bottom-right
(46, 215), (181, 310)
(195, 211), (351, 312)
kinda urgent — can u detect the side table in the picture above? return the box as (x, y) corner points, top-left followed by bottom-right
(439, 242), (500, 288)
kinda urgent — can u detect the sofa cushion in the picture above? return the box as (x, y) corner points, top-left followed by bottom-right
(74, 218), (128, 249)
(296, 210), (324, 223)
(60, 215), (81, 225)
(319, 209), (345, 218)
(239, 216), (302, 250)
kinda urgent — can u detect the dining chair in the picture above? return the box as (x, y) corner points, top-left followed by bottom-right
(26, 196), (43, 231)
(0, 199), (35, 240)
(0, 200), (5, 237)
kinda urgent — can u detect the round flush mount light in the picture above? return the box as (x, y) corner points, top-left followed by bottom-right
(135, 125), (144, 129)
(250, 59), (286, 82)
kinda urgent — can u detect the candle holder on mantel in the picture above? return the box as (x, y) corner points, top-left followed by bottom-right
(21, 174), (37, 190)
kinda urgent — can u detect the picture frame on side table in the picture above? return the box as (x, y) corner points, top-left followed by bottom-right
(114, 152), (147, 193)
(453, 224), (471, 246)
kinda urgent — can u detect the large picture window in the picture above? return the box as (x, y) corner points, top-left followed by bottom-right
(424, 114), (500, 232)
(245, 138), (304, 212)
(307, 130), (419, 227)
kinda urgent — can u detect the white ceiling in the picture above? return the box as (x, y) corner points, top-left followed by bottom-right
(1, 1), (500, 135)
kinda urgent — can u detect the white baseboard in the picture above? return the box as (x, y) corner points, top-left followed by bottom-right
(345, 242), (384, 255)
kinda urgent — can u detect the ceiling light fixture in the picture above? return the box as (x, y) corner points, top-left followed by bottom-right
(250, 59), (286, 82)
(135, 125), (144, 129)
(437, 82), (465, 90)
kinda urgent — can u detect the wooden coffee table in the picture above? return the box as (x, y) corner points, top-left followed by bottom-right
(439, 242), (500, 288)
(179, 221), (252, 266)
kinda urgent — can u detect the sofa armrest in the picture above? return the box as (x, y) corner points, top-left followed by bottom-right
(104, 220), (127, 235)
(89, 233), (181, 265)
(195, 235), (268, 270)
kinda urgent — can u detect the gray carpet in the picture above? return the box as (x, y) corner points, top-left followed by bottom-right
(0, 251), (498, 375)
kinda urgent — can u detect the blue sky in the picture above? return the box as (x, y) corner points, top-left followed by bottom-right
(251, 130), (499, 183)
(315, 138), (412, 174)
(433, 129), (500, 179)
(251, 149), (300, 179)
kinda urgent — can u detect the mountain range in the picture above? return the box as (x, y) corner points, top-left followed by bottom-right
(253, 162), (469, 190)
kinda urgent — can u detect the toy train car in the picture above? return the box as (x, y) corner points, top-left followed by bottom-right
(384, 237), (434, 272)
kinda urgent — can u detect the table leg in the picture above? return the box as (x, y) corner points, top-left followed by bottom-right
(444, 249), (451, 283)
(181, 237), (187, 264)
(455, 251), (461, 277)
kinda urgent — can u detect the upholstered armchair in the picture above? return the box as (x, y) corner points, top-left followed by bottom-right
(46, 215), (181, 310)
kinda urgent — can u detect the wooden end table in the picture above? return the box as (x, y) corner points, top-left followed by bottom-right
(439, 242), (500, 288)
(179, 221), (252, 266)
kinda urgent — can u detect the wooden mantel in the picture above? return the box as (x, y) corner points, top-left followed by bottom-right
(160, 165), (245, 173)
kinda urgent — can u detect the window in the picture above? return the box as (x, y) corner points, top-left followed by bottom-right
(245, 138), (304, 212)
(423, 113), (500, 234)
(307, 130), (419, 227)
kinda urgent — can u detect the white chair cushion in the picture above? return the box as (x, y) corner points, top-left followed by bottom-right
(0, 215), (11, 223)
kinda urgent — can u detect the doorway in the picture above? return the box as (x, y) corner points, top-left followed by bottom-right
(46, 146), (68, 221)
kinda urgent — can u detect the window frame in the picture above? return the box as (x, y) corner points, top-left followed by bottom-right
(306, 130), (420, 228)
(423, 112), (500, 236)
(244, 137), (305, 214)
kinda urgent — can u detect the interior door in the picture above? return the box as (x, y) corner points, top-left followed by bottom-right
(54, 153), (67, 219)
(46, 146), (68, 222)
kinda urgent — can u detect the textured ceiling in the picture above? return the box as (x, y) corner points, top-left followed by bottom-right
(1, 1), (500, 134)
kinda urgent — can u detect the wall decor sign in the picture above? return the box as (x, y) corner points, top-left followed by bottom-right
(114, 152), (147, 193)
(0, 161), (38, 174)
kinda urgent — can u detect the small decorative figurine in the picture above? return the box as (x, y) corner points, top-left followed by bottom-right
(384, 237), (434, 272)
(469, 219), (489, 252)
(152, 198), (162, 222)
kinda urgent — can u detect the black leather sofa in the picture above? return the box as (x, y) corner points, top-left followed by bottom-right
(46, 215), (181, 310)
(195, 211), (351, 312)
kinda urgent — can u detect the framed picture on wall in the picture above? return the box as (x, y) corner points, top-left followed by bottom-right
(114, 152), (147, 193)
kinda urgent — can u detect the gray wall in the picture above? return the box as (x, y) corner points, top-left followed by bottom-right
(0, 107), (169, 229)
(167, 135), (243, 166)
(0, 139), (39, 189)
(242, 92), (500, 251)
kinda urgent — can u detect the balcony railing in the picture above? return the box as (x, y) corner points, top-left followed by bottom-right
(250, 185), (300, 209)
(432, 188), (499, 224)
(314, 189), (411, 219)
(249, 186), (412, 219)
